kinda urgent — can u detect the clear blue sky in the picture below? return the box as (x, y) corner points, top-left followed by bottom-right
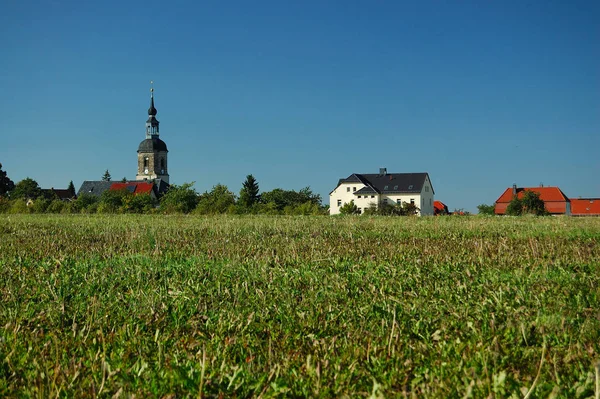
(1, 1), (598, 212)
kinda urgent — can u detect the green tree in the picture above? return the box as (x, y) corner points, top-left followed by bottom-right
(477, 204), (496, 216)
(521, 191), (548, 215)
(99, 188), (131, 213)
(0, 163), (15, 197)
(506, 197), (523, 216)
(239, 174), (260, 209)
(102, 170), (112, 182)
(160, 183), (199, 214)
(123, 194), (156, 213)
(121, 177), (127, 183)
(339, 200), (360, 215)
(46, 200), (65, 213)
(75, 193), (99, 211)
(194, 184), (236, 214)
(260, 187), (323, 213)
(67, 180), (76, 197)
(11, 178), (42, 200)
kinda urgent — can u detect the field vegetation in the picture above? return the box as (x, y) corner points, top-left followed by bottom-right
(0, 215), (599, 397)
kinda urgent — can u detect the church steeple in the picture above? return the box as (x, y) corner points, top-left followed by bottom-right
(137, 81), (169, 184)
(146, 81), (159, 138)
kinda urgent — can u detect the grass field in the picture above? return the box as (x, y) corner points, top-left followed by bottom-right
(0, 215), (599, 398)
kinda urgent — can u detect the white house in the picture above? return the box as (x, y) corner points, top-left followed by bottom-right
(329, 168), (435, 216)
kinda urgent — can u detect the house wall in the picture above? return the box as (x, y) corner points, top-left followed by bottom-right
(330, 180), (435, 216)
(419, 175), (435, 216)
(329, 182), (366, 215)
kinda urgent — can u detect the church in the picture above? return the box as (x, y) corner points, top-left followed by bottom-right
(77, 85), (170, 198)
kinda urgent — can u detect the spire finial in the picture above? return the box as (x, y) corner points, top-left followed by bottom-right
(150, 80), (154, 98)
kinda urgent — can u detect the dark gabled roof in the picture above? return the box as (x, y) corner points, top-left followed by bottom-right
(356, 173), (429, 194)
(77, 181), (114, 198)
(332, 172), (430, 195)
(355, 186), (377, 194)
(138, 137), (168, 152)
(42, 188), (76, 201)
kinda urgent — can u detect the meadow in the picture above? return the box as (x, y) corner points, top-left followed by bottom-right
(0, 215), (599, 398)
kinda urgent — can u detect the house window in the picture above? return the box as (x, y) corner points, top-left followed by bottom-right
(425, 186), (429, 192)
(357, 195), (361, 198)
(337, 199), (342, 207)
(358, 208), (362, 214)
(347, 187), (350, 192)
(410, 199), (415, 205)
(429, 198), (432, 206)
(397, 199), (401, 205)
(353, 187), (356, 192)
(383, 199), (388, 205)
(371, 195), (375, 198)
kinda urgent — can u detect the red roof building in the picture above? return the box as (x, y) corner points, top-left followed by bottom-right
(570, 198), (600, 216)
(495, 185), (571, 215)
(433, 200), (449, 215)
(110, 182), (157, 198)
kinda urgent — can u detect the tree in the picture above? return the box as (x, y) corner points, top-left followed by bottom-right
(339, 200), (360, 215)
(477, 204), (496, 216)
(11, 178), (42, 200)
(505, 191), (548, 216)
(102, 170), (112, 182)
(121, 177), (127, 183)
(521, 191), (548, 215)
(260, 187), (323, 213)
(506, 197), (523, 216)
(0, 163), (15, 197)
(194, 184), (236, 214)
(67, 180), (76, 197)
(239, 174), (260, 209)
(98, 188), (131, 213)
(160, 183), (199, 214)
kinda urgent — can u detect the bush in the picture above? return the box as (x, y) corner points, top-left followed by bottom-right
(161, 183), (199, 214)
(9, 199), (31, 214)
(47, 200), (65, 213)
(477, 204), (496, 216)
(339, 200), (360, 215)
(31, 198), (50, 213)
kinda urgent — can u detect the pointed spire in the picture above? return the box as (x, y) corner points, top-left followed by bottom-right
(148, 81), (157, 116)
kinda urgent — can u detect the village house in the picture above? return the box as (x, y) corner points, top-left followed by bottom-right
(570, 198), (600, 217)
(434, 200), (449, 215)
(494, 185), (571, 215)
(329, 168), (435, 215)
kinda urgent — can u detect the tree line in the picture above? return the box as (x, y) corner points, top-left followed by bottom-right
(0, 166), (328, 215)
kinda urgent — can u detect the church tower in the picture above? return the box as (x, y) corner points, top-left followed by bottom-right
(136, 83), (169, 183)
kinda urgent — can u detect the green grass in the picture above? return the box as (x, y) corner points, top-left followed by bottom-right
(0, 215), (599, 397)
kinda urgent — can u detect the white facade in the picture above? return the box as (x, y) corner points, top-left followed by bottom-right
(329, 173), (435, 216)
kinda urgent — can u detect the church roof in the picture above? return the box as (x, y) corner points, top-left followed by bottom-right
(138, 137), (168, 152)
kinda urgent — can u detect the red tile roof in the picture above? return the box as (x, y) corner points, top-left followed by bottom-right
(433, 200), (446, 211)
(110, 182), (154, 195)
(495, 187), (569, 204)
(570, 198), (600, 216)
(495, 186), (570, 215)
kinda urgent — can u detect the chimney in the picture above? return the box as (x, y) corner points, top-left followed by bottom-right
(512, 184), (517, 197)
(379, 168), (387, 176)
(389, 174), (393, 180)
